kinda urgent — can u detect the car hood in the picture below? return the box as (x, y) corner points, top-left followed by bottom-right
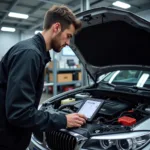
(71, 7), (150, 82)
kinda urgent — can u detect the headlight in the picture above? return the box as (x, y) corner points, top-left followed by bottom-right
(100, 140), (114, 149)
(116, 139), (136, 150)
(83, 131), (150, 150)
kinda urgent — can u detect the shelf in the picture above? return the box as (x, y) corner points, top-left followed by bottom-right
(57, 80), (81, 86)
(44, 82), (54, 86)
(46, 52), (83, 96)
(44, 81), (81, 86)
(47, 68), (81, 72)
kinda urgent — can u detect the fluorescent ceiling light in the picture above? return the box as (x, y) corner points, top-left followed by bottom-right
(1, 27), (16, 32)
(35, 30), (42, 34)
(113, 1), (131, 9)
(8, 12), (29, 19)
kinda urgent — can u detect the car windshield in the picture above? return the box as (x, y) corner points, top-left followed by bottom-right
(99, 70), (150, 89)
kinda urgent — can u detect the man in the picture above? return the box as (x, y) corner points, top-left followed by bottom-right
(0, 5), (86, 150)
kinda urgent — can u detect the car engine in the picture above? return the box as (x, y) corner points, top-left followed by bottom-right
(33, 90), (150, 150)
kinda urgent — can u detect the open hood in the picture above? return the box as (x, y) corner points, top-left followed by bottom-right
(71, 7), (150, 82)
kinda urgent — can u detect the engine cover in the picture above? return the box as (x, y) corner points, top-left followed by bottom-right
(74, 99), (130, 117)
(99, 100), (129, 116)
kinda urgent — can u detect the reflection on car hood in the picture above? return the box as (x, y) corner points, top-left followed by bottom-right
(71, 7), (150, 82)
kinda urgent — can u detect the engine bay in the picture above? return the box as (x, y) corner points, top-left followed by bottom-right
(41, 89), (150, 137)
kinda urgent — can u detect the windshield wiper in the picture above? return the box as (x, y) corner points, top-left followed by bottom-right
(115, 85), (150, 93)
(99, 82), (150, 93)
(99, 81), (116, 88)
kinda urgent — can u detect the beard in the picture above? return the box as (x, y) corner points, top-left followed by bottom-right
(51, 33), (64, 53)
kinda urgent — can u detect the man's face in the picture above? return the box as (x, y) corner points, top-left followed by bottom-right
(51, 24), (75, 53)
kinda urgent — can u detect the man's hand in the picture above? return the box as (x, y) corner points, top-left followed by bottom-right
(66, 113), (87, 128)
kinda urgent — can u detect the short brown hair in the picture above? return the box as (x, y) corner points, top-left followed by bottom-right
(43, 5), (82, 32)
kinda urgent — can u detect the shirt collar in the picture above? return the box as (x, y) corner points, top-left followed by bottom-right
(33, 33), (51, 64)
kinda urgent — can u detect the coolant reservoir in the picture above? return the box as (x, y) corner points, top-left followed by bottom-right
(61, 98), (75, 105)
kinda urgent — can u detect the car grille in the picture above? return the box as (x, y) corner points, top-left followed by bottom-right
(46, 130), (77, 150)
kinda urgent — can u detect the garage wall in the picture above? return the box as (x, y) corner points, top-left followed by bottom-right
(0, 31), (35, 60)
(0, 31), (20, 60)
(21, 32), (34, 40)
(0, 31), (78, 65)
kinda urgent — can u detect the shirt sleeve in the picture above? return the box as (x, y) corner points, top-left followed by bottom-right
(5, 49), (67, 132)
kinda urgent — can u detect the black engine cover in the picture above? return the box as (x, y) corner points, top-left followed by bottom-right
(99, 100), (129, 116)
(74, 99), (129, 117)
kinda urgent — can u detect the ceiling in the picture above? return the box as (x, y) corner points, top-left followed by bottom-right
(0, 0), (150, 33)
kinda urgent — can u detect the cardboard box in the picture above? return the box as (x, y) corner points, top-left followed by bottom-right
(78, 72), (82, 80)
(48, 61), (59, 68)
(49, 73), (72, 83)
(48, 62), (53, 68)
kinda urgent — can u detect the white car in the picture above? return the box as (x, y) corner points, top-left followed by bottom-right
(28, 7), (150, 150)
